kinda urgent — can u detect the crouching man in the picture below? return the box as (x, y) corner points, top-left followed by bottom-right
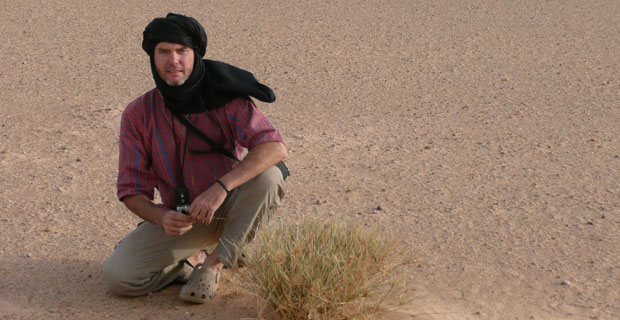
(102, 13), (287, 304)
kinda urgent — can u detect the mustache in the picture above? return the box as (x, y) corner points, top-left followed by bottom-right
(166, 65), (185, 72)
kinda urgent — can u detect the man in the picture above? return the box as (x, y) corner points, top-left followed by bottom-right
(102, 13), (287, 304)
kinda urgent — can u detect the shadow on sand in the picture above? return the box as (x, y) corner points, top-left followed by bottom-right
(0, 257), (270, 319)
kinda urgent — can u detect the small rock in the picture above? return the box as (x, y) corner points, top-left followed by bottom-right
(147, 292), (153, 297)
(26, 253), (31, 258)
(44, 226), (55, 232)
(76, 158), (81, 162)
(315, 200), (321, 205)
(371, 210), (379, 214)
(561, 280), (571, 286)
(175, 306), (180, 310)
(376, 205), (383, 211)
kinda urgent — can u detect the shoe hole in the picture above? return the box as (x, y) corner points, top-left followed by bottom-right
(190, 292), (195, 297)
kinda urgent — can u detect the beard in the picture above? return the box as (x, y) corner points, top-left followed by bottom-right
(164, 68), (191, 86)
(158, 63), (193, 86)
(165, 77), (188, 86)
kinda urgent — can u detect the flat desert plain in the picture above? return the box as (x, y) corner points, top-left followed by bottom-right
(0, 1), (619, 319)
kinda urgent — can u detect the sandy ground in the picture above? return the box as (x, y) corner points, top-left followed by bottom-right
(1, 1), (619, 319)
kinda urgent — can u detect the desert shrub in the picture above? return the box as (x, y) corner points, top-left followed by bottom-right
(239, 218), (412, 320)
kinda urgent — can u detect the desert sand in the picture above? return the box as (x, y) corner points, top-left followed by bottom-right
(1, 1), (619, 319)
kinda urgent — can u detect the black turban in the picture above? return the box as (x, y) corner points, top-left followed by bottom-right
(141, 13), (275, 114)
(142, 13), (207, 57)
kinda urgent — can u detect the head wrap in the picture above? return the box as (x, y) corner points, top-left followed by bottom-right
(142, 13), (207, 57)
(141, 13), (275, 114)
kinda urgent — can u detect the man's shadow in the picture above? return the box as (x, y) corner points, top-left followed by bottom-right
(0, 258), (273, 319)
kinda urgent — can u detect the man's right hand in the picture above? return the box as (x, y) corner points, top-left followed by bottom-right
(159, 210), (194, 236)
(121, 194), (194, 236)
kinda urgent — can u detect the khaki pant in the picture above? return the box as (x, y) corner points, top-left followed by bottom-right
(102, 166), (284, 296)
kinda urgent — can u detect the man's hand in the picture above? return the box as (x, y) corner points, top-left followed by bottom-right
(187, 141), (286, 225)
(121, 195), (195, 236)
(189, 183), (228, 225)
(159, 210), (194, 236)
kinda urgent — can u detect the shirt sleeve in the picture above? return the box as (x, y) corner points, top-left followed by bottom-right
(116, 102), (158, 201)
(225, 98), (284, 149)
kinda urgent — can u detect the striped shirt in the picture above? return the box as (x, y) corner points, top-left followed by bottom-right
(117, 88), (283, 209)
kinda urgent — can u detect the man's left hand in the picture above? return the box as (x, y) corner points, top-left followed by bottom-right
(188, 142), (286, 225)
(188, 184), (228, 225)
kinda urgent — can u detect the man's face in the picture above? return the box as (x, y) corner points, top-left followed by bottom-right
(153, 42), (195, 86)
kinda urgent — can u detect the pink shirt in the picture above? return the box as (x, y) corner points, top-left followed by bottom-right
(117, 89), (283, 209)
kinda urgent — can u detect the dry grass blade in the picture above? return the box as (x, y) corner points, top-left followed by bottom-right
(239, 218), (413, 320)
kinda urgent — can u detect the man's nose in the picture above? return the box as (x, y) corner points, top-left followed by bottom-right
(168, 52), (181, 64)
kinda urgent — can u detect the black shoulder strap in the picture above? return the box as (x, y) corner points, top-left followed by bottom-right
(171, 111), (240, 162)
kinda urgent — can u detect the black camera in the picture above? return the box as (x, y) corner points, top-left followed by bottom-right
(174, 186), (190, 214)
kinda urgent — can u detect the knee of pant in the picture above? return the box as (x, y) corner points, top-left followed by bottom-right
(249, 166), (284, 196)
(102, 255), (139, 296)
